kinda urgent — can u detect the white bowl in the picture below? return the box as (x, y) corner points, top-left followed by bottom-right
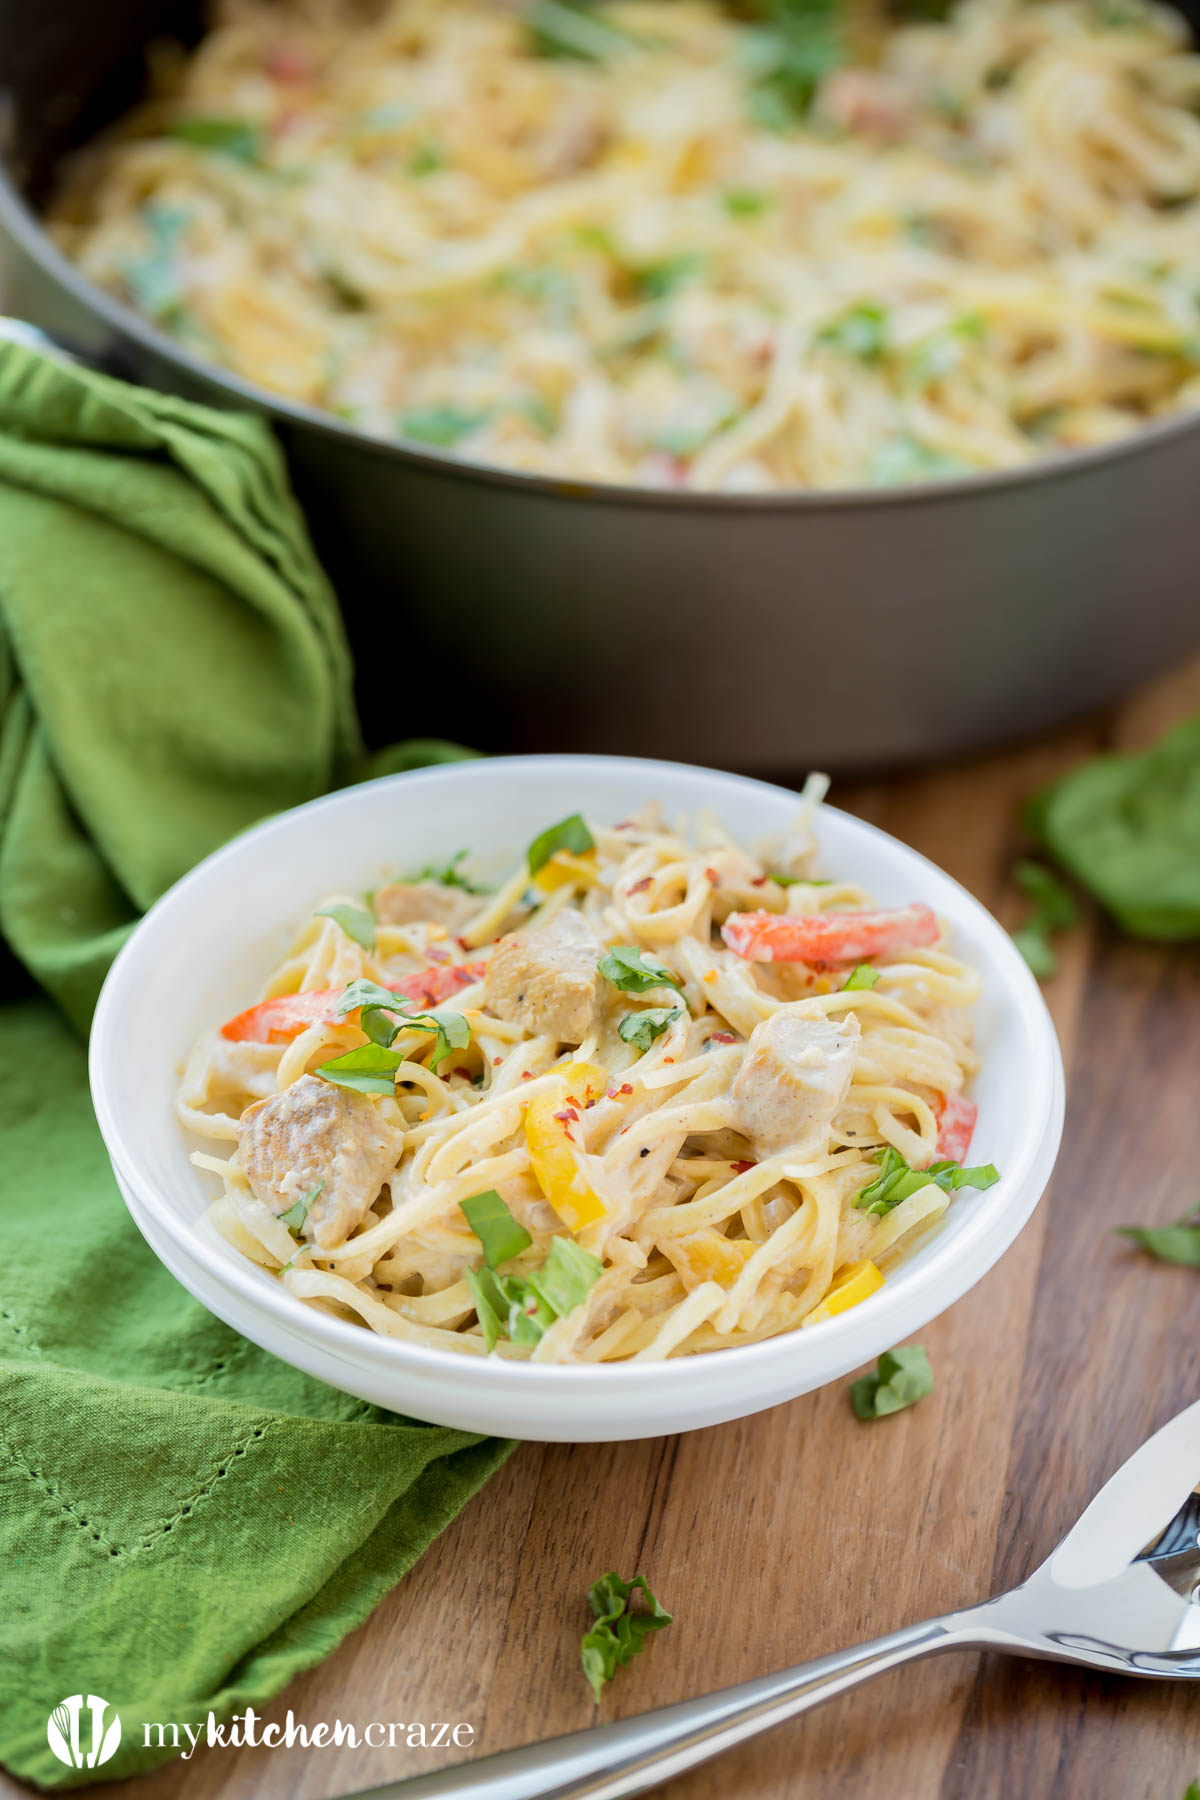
(90, 755), (1064, 1442)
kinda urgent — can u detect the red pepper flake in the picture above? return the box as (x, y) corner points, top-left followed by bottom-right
(614, 819), (635, 831)
(732, 1159), (756, 1174)
(426, 944), (450, 964)
(456, 935), (471, 951)
(606, 1089), (619, 1100)
(619, 1082), (634, 1096)
(751, 875), (767, 887)
(553, 1107), (580, 1125)
(492, 1056), (503, 1066)
(628, 876), (652, 894)
(711, 1031), (737, 1044)
(521, 1070), (533, 1080)
(452, 1066), (472, 1080)
(704, 866), (720, 885)
(663, 1055), (675, 1063)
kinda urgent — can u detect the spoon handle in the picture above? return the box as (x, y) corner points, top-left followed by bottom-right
(354, 1614), (979, 1800)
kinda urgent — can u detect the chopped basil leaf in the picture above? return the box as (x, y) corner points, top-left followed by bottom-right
(635, 251), (706, 301)
(855, 1145), (999, 1216)
(769, 870), (831, 886)
(1012, 921), (1058, 979)
(599, 945), (684, 995)
(842, 964), (880, 991)
(407, 141), (445, 176)
(618, 1006), (683, 1051)
(123, 203), (192, 323)
(581, 1572), (673, 1702)
(745, 0), (842, 122)
(851, 1344), (933, 1419)
(1009, 858), (1078, 979)
(1116, 1205), (1200, 1267)
(315, 902), (376, 952)
(465, 1231), (603, 1351)
(460, 1189), (533, 1268)
(278, 1180), (324, 1239)
(316, 1043), (403, 1094)
(1025, 713), (1200, 941)
(528, 1235), (604, 1317)
(165, 116), (263, 163)
(464, 1265), (504, 1352)
(527, 0), (638, 61)
(400, 405), (487, 448)
(336, 977), (470, 1071)
(527, 812), (595, 874)
(409, 848), (490, 895)
(1013, 860), (1079, 931)
(723, 188), (771, 217)
(867, 434), (968, 486)
(817, 302), (889, 362)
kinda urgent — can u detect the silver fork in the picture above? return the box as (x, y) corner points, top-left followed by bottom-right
(352, 1397), (1200, 1800)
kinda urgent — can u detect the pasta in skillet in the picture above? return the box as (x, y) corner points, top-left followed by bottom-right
(177, 785), (999, 1362)
(48, 0), (1200, 491)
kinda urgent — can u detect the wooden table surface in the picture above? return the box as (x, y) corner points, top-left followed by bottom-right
(8, 661), (1200, 1800)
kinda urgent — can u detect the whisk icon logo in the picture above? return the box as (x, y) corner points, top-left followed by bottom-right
(46, 1695), (121, 1770)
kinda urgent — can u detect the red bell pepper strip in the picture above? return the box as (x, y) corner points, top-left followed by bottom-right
(220, 961), (487, 1043)
(721, 903), (939, 969)
(934, 1090), (977, 1162)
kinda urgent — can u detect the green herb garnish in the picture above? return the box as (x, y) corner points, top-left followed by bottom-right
(465, 1234), (602, 1350)
(165, 116), (264, 163)
(1009, 858), (1079, 980)
(599, 945), (684, 995)
(842, 964), (880, 991)
(745, 0), (843, 123)
(334, 978), (470, 1071)
(817, 302), (889, 362)
(1116, 1204), (1200, 1267)
(634, 252), (706, 301)
(460, 1189), (533, 1269)
(315, 902), (376, 952)
(618, 1006), (683, 1051)
(723, 188), (771, 217)
(400, 405), (487, 448)
(408, 142), (445, 175)
(527, 812), (595, 875)
(278, 1180), (324, 1239)
(1025, 713), (1200, 941)
(581, 1572), (673, 1702)
(855, 1145), (999, 1216)
(315, 1042), (404, 1094)
(407, 849), (491, 895)
(851, 1345), (934, 1419)
(527, 0), (638, 61)
(123, 203), (191, 322)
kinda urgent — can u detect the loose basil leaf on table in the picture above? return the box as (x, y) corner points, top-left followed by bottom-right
(851, 1345), (934, 1420)
(581, 1571), (673, 1702)
(1116, 1206), (1200, 1267)
(1026, 712), (1200, 940)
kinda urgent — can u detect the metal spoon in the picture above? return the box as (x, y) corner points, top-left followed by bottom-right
(354, 1398), (1200, 1800)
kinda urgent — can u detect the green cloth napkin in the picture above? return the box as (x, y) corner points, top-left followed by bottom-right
(0, 341), (511, 1787)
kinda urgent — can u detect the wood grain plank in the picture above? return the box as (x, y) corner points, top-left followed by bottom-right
(4, 674), (1199, 1800)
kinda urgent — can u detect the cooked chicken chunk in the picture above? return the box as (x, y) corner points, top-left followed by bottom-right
(483, 910), (603, 1045)
(239, 1073), (397, 1249)
(374, 880), (478, 932)
(733, 1009), (860, 1156)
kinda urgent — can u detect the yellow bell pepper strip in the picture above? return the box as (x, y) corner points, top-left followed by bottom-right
(664, 1229), (756, 1291)
(807, 1258), (884, 1322)
(532, 848), (599, 893)
(525, 1062), (609, 1231)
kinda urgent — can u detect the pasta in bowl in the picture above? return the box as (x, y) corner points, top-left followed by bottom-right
(184, 782), (995, 1362)
(92, 756), (1063, 1438)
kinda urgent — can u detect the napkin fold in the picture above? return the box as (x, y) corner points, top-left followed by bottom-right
(0, 340), (511, 1787)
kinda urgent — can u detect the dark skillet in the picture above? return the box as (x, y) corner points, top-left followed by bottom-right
(1, 0), (1198, 768)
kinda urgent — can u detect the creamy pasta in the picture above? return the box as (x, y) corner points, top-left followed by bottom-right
(177, 790), (997, 1362)
(49, 0), (1200, 490)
